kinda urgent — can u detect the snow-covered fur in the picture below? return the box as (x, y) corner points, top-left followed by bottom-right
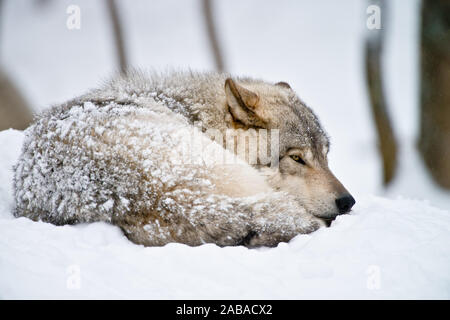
(13, 70), (352, 247)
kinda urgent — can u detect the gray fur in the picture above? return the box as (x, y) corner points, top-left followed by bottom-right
(13, 70), (351, 247)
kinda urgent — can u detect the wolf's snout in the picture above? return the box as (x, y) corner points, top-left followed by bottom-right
(335, 194), (356, 214)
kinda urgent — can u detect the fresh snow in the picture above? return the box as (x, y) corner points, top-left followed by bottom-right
(0, 129), (449, 299)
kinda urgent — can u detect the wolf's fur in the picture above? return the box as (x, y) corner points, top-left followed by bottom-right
(13, 70), (351, 247)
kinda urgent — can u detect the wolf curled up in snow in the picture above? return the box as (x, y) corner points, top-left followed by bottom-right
(13, 70), (355, 247)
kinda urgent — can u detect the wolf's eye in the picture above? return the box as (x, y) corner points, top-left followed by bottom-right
(290, 155), (306, 165)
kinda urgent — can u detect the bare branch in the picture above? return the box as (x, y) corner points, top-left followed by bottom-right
(106, 0), (127, 74)
(364, 0), (398, 185)
(202, 0), (225, 72)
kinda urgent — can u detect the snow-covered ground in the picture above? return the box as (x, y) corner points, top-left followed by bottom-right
(0, 0), (449, 299)
(1, 129), (449, 299)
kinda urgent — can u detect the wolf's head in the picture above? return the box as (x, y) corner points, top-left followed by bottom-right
(224, 78), (355, 224)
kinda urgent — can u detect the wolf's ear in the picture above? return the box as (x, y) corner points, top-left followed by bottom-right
(275, 81), (291, 89)
(225, 78), (265, 127)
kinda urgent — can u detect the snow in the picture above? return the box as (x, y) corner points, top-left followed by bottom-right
(1, 0), (449, 299)
(1, 129), (449, 299)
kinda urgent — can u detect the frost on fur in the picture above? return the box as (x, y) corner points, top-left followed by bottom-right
(13, 70), (331, 247)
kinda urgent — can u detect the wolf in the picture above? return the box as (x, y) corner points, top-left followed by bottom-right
(13, 70), (355, 247)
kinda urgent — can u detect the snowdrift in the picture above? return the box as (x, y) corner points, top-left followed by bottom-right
(0, 129), (449, 299)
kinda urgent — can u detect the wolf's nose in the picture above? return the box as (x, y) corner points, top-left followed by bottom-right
(335, 194), (356, 214)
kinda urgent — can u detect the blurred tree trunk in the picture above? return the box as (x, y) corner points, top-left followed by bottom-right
(364, 0), (398, 186)
(419, 0), (450, 189)
(106, 0), (127, 74)
(0, 69), (33, 130)
(202, 0), (225, 72)
(0, 0), (33, 131)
